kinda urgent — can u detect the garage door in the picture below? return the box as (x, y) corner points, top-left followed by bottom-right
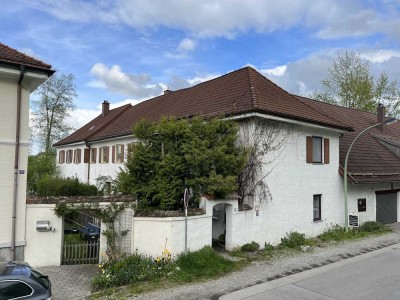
(376, 193), (397, 224)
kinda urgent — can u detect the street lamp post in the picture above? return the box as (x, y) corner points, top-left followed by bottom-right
(343, 119), (395, 232)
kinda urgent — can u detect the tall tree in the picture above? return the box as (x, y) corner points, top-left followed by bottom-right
(117, 117), (247, 210)
(32, 72), (77, 152)
(314, 51), (400, 116)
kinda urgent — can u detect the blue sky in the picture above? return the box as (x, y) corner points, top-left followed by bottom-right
(2, 0), (400, 130)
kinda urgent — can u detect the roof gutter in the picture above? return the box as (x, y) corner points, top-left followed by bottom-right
(11, 65), (25, 260)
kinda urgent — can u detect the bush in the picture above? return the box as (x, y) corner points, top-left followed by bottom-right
(264, 242), (274, 252)
(241, 241), (260, 252)
(93, 253), (174, 290)
(360, 221), (387, 232)
(175, 246), (235, 281)
(36, 175), (98, 197)
(280, 232), (309, 249)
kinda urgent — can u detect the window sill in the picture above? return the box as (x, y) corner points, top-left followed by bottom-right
(313, 219), (323, 223)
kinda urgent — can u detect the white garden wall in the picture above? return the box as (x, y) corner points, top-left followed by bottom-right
(24, 204), (63, 267)
(132, 214), (211, 258)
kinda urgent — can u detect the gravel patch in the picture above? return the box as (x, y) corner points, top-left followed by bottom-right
(127, 229), (400, 300)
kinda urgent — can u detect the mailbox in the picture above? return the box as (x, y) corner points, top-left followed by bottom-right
(36, 221), (52, 232)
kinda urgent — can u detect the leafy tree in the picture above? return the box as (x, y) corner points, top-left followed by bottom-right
(32, 72), (77, 152)
(27, 152), (58, 195)
(117, 117), (247, 210)
(314, 51), (400, 116)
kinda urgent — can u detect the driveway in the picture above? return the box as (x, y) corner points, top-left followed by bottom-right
(38, 264), (99, 300)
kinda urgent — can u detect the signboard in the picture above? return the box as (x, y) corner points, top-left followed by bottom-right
(349, 214), (359, 227)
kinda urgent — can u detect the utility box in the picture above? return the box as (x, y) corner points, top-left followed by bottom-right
(36, 221), (52, 232)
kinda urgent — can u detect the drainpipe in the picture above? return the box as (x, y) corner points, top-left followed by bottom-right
(85, 140), (91, 184)
(11, 66), (25, 260)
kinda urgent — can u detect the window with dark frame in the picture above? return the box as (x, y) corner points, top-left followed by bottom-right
(312, 136), (322, 163)
(358, 198), (367, 212)
(313, 194), (322, 221)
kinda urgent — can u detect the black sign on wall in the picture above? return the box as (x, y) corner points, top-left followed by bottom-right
(349, 214), (359, 227)
(358, 198), (367, 212)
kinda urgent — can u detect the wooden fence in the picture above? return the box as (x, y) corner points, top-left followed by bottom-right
(62, 241), (100, 265)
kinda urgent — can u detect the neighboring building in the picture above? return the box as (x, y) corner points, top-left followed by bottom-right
(54, 67), (400, 248)
(0, 43), (54, 260)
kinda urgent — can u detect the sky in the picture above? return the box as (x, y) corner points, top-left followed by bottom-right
(2, 0), (400, 134)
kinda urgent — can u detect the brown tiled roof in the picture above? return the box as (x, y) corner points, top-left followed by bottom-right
(0, 43), (54, 74)
(296, 95), (400, 183)
(55, 67), (351, 146)
(53, 104), (131, 146)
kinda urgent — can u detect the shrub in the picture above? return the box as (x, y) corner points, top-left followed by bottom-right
(264, 242), (274, 252)
(175, 246), (235, 281)
(360, 221), (387, 232)
(93, 252), (175, 290)
(241, 241), (260, 252)
(280, 232), (309, 249)
(36, 175), (98, 197)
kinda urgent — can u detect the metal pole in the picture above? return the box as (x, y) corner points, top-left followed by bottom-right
(184, 188), (189, 254)
(344, 123), (381, 232)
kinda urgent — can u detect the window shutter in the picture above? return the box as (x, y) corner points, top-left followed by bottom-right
(78, 149), (82, 163)
(121, 144), (125, 163)
(98, 147), (102, 163)
(306, 136), (313, 163)
(324, 138), (330, 164)
(112, 145), (115, 163)
(84, 148), (90, 163)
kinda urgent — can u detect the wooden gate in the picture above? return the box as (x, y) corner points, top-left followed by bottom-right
(62, 241), (100, 265)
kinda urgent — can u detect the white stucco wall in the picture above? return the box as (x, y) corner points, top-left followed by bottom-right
(56, 136), (135, 186)
(24, 204), (63, 266)
(133, 214), (211, 258)
(0, 67), (48, 260)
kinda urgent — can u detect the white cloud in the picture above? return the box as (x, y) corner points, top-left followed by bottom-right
(29, 0), (388, 40)
(187, 73), (220, 85)
(90, 63), (163, 98)
(360, 50), (400, 63)
(261, 65), (287, 77)
(178, 38), (196, 52)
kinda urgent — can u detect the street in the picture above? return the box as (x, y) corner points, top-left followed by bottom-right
(221, 243), (400, 300)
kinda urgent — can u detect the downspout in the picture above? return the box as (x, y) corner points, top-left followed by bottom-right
(85, 140), (91, 184)
(11, 65), (25, 260)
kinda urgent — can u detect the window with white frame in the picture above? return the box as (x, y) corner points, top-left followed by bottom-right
(90, 148), (97, 163)
(99, 146), (109, 163)
(114, 144), (124, 163)
(73, 149), (81, 164)
(58, 150), (65, 164)
(66, 150), (73, 164)
(313, 194), (322, 221)
(306, 136), (329, 164)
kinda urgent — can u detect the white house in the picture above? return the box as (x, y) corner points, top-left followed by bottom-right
(0, 43), (54, 261)
(54, 67), (400, 251)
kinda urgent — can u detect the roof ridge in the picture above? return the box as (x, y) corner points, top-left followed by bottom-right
(246, 66), (258, 109)
(84, 104), (132, 141)
(0, 42), (52, 69)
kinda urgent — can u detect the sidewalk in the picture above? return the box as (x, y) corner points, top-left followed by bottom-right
(128, 227), (400, 300)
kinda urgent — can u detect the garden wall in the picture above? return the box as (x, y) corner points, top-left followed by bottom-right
(132, 214), (211, 258)
(24, 204), (63, 266)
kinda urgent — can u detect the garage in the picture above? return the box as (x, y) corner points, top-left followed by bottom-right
(376, 192), (398, 224)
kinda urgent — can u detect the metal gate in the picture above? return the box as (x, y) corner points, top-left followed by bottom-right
(62, 241), (100, 265)
(376, 193), (397, 224)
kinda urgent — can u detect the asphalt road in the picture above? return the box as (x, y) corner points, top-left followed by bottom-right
(222, 243), (400, 300)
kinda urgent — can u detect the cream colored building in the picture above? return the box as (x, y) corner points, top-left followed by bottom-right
(0, 43), (53, 260)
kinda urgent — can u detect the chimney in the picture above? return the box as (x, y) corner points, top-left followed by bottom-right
(377, 103), (386, 133)
(164, 89), (173, 95)
(102, 100), (110, 117)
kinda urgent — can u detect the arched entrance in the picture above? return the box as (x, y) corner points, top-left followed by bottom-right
(211, 203), (233, 250)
